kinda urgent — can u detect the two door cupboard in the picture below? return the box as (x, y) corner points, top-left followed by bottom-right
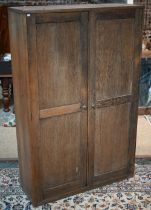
(9, 4), (143, 206)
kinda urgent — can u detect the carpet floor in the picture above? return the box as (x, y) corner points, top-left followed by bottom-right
(0, 159), (151, 210)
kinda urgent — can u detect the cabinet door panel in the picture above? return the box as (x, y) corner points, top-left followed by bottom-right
(35, 12), (88, 197)
(39, 113), (82, 189)
(37, 19), (82, 109)
(95, 18), (134, 100)
(88, 10), (138, 185)
(94, 103), (130, 177)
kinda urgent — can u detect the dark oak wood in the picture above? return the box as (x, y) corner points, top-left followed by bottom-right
(0, 61), (12, 112)
(0, 2), (40, 112)
(96, 95), (133, 108)
(128, 8), (144, 176)
(0, 6), (10, 55)
(8, 4), (143, 207)
(9, 4), (143, 13)
(88, 8), (141, 185)
(0, 77), (12, 112)
(8, 11), (37, 202)
(40, 103), (81, 119)
(0, 6), (12, 112)
(0, 3), (31, 55)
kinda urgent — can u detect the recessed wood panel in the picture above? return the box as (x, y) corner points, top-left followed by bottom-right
(94, 103), (130, 176)
(36, 20), (82, 109)
(39, 112), (85, 190)
(95, 18), (134, 100)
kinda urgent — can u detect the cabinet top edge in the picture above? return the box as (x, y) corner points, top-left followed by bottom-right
(8, 3), (143, 14)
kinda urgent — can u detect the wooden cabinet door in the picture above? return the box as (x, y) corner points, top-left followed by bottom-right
(29, 12), (88, 200)
(88, 9), (142, 186)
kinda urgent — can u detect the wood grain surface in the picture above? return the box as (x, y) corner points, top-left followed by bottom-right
(8, 4), (143, 206)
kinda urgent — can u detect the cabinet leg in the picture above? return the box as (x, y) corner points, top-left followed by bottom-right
(1, 78), (10, 112)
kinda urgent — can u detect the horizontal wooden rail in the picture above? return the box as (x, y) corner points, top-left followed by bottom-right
(40, 103), (81, 119)
(96, 95), (133, 108)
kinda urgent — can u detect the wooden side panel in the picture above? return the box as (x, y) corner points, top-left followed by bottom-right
(8, 11), (33, 198)
(128, 8), (144, 175)
(35, 12), (88, 197)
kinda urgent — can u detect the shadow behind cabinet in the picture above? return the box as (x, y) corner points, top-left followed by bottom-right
(8, 4), (143, 206)
(0, 5), (10, 56)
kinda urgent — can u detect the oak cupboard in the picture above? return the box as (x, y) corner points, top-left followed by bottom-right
(8, 4), (143, 206)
